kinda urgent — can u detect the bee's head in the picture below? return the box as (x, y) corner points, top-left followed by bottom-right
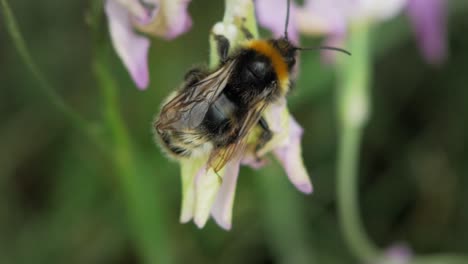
(277, 0), (350, 67)
(270, 37), (297, 70)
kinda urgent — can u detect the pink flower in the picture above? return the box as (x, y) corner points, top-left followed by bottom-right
(105, 0), (192, 89)
(255, 0), (448, 65)
(406, 0), (447, 65)
(255, 0), (300, 43)
(176, 0), (312, 231)
(377, 244), (412, 264)
(179, 99), (312, 230)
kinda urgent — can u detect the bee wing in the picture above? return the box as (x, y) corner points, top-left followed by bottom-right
(209, 99), (269, 173)
(156, 60), (237, 131)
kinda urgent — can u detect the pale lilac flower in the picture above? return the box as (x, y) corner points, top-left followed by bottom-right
(351, 0), (408, 22)
(255, 0), (300, 43)
(376, 244), (412, 264)
(301, 0), (406, 62)
(179, 100), (312, 230)
(176, 0), (311, 231)
(256, 99), (313, 194)
(256, 0), (448, 65)
(406, 0), (447, 65)
(105, 0), (192, 89)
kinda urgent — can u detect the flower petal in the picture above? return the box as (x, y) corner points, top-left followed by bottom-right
(320, 32), (346, 64)
(210, 160), (241, 230)
(136, 0), (193, 39)
(257, 99), (290, 156)
(241, 153), (268, 169)
(256, 0), (299, 43)
(406, 0), (447, 65)
(297, 0), (349, 36)
(273, 117), (313, 194)
(380, 244), (412, 264)
(179, 158), (205, 223)
(257, 101), (313, 194)
(353, 0), (407, 22)
(194, 166), (222, 228)
(113, 0), (152, 21)
(105, 0), (150, 89)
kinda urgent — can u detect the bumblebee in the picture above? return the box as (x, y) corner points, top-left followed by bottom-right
(154, 0), (349, 172)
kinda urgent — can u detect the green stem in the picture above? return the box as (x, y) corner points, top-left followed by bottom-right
(89, 2), (171, 263)
(0, 0), (102, 149)
(336, 23), (380, 262)
(93, 57), (171, 264)
(411, 255), (468, 264)
(256, 166), (314, 264)
(335, 23), (468, 264)
(337, 126), (379, 261)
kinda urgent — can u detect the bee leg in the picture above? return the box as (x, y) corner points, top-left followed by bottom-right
(239, 17), (254, 40)
(256, 117), (273, 152)
(213, 34), (230, 63)
(241, 26), (254, 40)
(215, 170), (223, 184)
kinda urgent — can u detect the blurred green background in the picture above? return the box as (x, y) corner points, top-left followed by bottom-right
(1, 0), (468, 263)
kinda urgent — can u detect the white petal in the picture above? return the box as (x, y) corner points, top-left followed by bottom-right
(194, 166), (222, 228)
(210, 160), (241, 230)
(105, 0), (150, 89)
(257, 99), (290, 155)
(179, 158), (203, 223)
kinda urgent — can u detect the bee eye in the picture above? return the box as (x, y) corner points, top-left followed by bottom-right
(285, 56), (296, 69)
(250, 61), (268, 77)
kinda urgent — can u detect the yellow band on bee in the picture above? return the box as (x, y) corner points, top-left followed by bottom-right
(244, 40), (290, 95)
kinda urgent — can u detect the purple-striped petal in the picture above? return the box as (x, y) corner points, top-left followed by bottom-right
(211, 160), (241, 230)
(114, 0), (152, 21)
(105, 0), (150, 89)
(407, 0), (447, 65)
(136, 0), (193, 40)
(259, 101), (313, 194)
(273, 117), (313, 194)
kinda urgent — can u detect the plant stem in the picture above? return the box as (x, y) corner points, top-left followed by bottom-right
(337, 125), (379, 261)
(0, 0), (103, 149)
(256, 166), (314, 264)
(90, 1), (171, 263)
(336, 22), (380, 262)
(93, 56), (171, 264)
(335, 22), (468, 264)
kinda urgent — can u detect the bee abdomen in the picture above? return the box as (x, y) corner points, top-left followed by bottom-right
(156, 129), (192, 158)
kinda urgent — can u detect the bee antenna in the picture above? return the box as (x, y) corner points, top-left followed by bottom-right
(284, 0), (291, 40)
(296, 46), (352, 56)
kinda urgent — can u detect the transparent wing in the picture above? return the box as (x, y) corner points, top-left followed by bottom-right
(156, 60), (237, 132)
(209, 99), (269, 173)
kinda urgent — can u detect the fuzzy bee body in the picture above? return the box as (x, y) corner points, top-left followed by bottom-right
(154, 38), (297, 171)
